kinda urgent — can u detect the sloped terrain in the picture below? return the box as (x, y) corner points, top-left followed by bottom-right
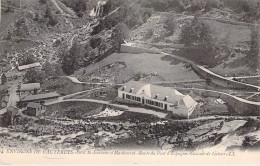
(126, 10), (259, 76)
(74, 52), (199, 84)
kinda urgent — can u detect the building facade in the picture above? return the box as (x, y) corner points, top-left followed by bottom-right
(21, 92), (60, 104)
(19, 83), (41, 98)
(118, 81), (197, 119)
(4, 71), (23, 82)
(25, 102), (46, 117)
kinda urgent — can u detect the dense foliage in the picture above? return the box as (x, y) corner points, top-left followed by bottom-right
(17, 54), (35, 66)
(23, 68), (46, 84)
(61, 0), (87, 17)
(179, 16), (217, 66)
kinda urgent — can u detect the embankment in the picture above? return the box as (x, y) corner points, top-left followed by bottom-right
(192, 65), (260, 92)
(176, 87), (260, 116)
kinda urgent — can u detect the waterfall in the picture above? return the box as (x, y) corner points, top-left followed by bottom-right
(90, 0), (107, 17)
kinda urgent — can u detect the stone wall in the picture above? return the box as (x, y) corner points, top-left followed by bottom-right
(120, 44), (159, 54)
(192, 64), (260, 91)
(176, 88), (260, 116)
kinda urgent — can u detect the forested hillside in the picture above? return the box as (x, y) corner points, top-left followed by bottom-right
(0, 0), (259, 77)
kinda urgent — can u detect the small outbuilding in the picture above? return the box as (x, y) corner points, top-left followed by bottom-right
(4, 106), (19, 125)
(25, 102), (46, 117)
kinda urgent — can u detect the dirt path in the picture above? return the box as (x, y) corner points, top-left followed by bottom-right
(0, 85), (19, 115)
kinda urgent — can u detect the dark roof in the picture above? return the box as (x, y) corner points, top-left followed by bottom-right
(20, 83), (41, 91)
(27, 102), (44, 109)
(22, 92), (60, 102)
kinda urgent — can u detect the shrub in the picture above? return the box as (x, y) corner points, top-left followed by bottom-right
(23, 68), (46, 84)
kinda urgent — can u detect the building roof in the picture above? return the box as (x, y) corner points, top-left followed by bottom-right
(18, 62), (41, 71)
(5, 71), (23, 78)
(7, 106), (19, 112)
(22, 92), (60, 102)
(20, 83), (41, 91)
(182, 95), (197, 109)
(119, 81), (197, 109)
(27, 102), (44, 109)
(119, 81), (146, 94)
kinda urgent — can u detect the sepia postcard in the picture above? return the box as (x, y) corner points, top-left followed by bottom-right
(0, 0), (259, 165)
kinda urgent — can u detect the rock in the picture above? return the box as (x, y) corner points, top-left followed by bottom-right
(47, 135), (61, 141)
(137, 140), (143, 145)
(75, 133), (92, 143)
(95, 138), (106, 147)
(158, 136), (168, 147)
(161, 144), (174, 150)
(64, 137), (75, 143)
(115, 129), (125, 135)
(1, 102), (6, 108)
(122, 121), (131, 130)
(97, 127), (103, 132)
(27, 126), (36, 133)
(115, 125), (123, 132)
(168, 136), (178, 144)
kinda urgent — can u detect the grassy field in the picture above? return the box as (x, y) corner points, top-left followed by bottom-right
(75, 52), (199, 83)
(45, 101), (104, 119)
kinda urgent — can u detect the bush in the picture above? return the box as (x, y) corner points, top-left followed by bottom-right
(164, 17), (176, 36)
(23, 68), (46, 83)
(179, 17), (218, 67)
(90, 37), (102, 49)
(17, 54), (35, 66)
(61, 0), (87, 17)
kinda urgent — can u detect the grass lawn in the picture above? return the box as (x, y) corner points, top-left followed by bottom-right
(45, 101), (104, 119)
(75, 52), (199, 83)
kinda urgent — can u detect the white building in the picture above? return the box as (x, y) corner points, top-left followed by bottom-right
(118, 81), (197, 119)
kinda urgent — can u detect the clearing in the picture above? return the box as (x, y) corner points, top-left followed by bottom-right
(74, 52), (199, 84)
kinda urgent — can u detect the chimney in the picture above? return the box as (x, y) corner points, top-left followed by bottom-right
(130, 88), (134, 93)
(155, 94), (159, 99)
(164, 96), (169, 101)
(122, 86), (126, 91)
